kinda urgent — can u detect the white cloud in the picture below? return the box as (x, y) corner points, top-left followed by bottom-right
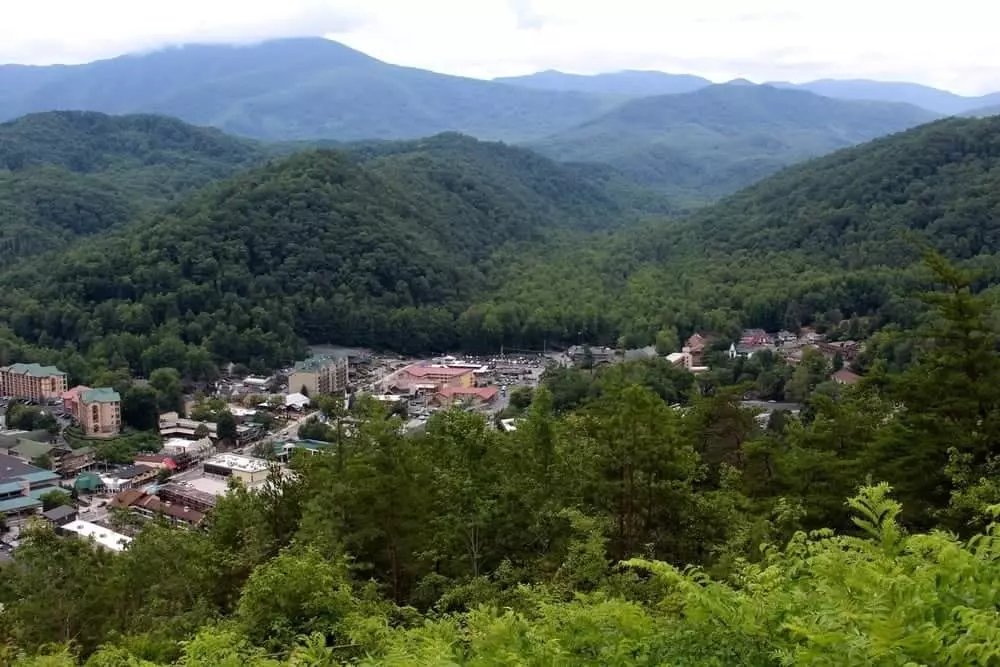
(2, 0), (999, 95)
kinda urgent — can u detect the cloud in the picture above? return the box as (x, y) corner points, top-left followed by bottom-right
(2, 0), (1000, 95)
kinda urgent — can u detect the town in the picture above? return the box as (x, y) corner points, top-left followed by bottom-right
(0, 323), (862, 559)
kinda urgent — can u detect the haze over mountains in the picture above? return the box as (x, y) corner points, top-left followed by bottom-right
(498, 69), (1000, 116)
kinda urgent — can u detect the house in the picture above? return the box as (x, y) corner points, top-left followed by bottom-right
(0, 363), (68, 401)
(818, 340), (862, 362)
(0, 453), (62, 519)
(133, 454), (179, 472)
(431, 386), (499, 408)
(831, 369), (862, 386)
(43, 504), (78, 526)
(58, 520), (131, 552)
(110, 489), (205, 528)
(67, 387), (122, 438)
(100, 464), (158, 492)
(288, 354), (349, 396)
(740, 329), (773, 346)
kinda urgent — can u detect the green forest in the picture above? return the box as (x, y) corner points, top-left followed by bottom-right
(2, 115), (1000, 385)
(3, 257), (1000, 665)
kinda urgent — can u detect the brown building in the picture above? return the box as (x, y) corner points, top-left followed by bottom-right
(0, 363), (67, 401)
(69, 387), (122, 438)
(288, 354), (349, 396)
(111, 489), (205, 528)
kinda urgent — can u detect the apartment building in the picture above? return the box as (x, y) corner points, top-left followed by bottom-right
(0, 363), (68, 401)
(288, 354), (349, 396)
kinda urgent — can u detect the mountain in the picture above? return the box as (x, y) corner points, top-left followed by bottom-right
(476, 115), (1000, 352)
(0, 134), (635, 377)
(529, 83), (939, 204)
(770, 79), (1000, 115)
(961, 104), (1000, 118)
(0, 110), (266, 262)
(0, 38), (619, 142)
(494, 69), (711, 96)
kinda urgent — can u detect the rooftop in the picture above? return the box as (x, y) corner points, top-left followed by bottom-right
(293, 354), (348, 373)
(43, 505), (77, 522)
(404, 364), (475, 378)
(62, 385), (91, 400)
(0, 495), (42, 513)
(204, 453), (270, 473)
(0, 453), (60, 485)
(81, 387), (121, 404)
(2, 362), (66, 378)
(60, 520), (132, 552)
(437, 386), (499, 401)
(111, 464), (155, 480)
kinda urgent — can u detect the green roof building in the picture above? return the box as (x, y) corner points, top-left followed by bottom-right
(0, 362), (68, 401)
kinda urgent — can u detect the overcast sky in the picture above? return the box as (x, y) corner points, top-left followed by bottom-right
(4, 0), (999, 95)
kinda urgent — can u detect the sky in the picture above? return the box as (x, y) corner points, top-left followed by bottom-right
(3, 0), (1000, 95)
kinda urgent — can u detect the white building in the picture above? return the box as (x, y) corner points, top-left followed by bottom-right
(203, 454), (272, 485)
(161, 437), (214, 458)
(59, 520), (132, 552)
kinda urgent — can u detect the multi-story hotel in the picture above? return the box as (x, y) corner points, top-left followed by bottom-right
(64, 386), (122, 438)
(0, 363), (68, 401)
(288, 354), (349, 396)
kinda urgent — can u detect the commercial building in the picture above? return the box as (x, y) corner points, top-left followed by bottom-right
(289, 354), (349, 396)
(2, 437), (96, 477)
(69, 387), (122, 438)
(100, 464), (158, 492)
(431, 386), (499, 408)
(160, 436), (214, 459)
(110, 489), (205, 528)
(58, 520), (132, 552)
(159, 414), (260, 446)
(203, 454), (271, 485)
(393, 363), (476, 393)
(0, 363), (67, 401)
(0, 453), (63, 519)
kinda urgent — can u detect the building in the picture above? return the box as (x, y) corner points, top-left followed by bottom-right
(159, 414), (258, 447)
(43, 504), (78, 526)
(685, 333), (710, 366)
(0, 363), (68, 401)
(0, 453), (62, 519)
(158, 482), (217, 513)
(110, 489), (205, 528)
(66, 387), (121, 438)
(818, 340), (862, 362)
(99, 464), (158, 492)
(431, 386), (499, 408)
(58, 520), (131, 552)
(567, 345), (617, 366)
(273, 438), (336, 462)
(133, 454), (179, 472)
(160, 437), (214, 459)
(394, 363), (476, 393)
(203, 454), (271, 485)
(831, 369), (862, 386)
(288, 354), (349, 396)
(2, 438), (95, 477)
(740, 329), (773, 347)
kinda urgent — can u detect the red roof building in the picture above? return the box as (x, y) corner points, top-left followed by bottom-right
(831, 369), (862, 386)
(432, 386), (499, 407)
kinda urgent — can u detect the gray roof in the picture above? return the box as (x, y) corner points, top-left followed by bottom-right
(43, 505), (77, 521)
(0, 453), (46, 484)
(114, 464), (155, 480)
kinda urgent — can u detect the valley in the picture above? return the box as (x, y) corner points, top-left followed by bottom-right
(1, 34), (1000, 667)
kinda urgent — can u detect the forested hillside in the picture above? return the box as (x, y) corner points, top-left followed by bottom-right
(473, 115), (1000, 349)
(0, 137), (633, 381)
(530, 84), (938, 203)
(494, 69), (711, 96)
(4, 257), (1000, 665)
(0, 111), (266, 263)
(0, 38), (618, 142)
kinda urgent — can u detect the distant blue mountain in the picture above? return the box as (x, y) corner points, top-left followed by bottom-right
(494, 69), (711, 96)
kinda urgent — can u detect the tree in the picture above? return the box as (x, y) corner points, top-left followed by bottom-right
(149, 368), (184, 415)
(122, 385), (159, 431)
(507, 386), (533, 412)
(654, 326), (680, 355)
(30, 454), (53, 471)
(216, 411), (238, 444)
(39, 490), (72, 512)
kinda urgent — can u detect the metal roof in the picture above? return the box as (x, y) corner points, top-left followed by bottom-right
(81, 387), (121, 403)
(3, 362), (66, 377)
(0, 496), (42, 513)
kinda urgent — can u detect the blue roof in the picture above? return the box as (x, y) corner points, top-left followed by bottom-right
(0, 481), (23, 495)
(19, 471), (61, 484)
(28, 486), (64, 500)
(0, 496), (42, 513)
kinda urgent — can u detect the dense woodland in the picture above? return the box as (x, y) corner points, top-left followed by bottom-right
(2, 116), (1000, 384)
(0, 111), (267, 264)
(3, 258), (1000, 664)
